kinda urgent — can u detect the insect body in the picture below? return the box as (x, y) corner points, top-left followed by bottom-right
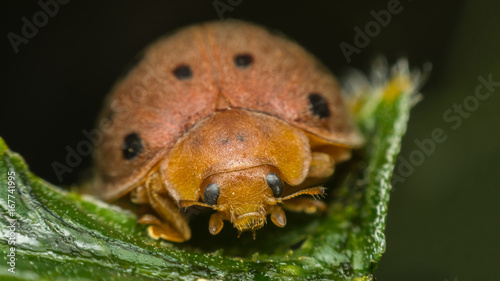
(93, 20), (363, 242)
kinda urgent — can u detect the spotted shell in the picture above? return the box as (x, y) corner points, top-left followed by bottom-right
(93, 20), (363, 202)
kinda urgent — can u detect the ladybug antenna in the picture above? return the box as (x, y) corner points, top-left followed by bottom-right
(274, 186), (326, 204)
(179, 200), (219, 211)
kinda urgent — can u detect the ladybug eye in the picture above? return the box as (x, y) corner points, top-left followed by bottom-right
(122, 132), (144, 160)
(308, 93), (331, 118)
(233, 53), (254, 68)
(266, 173), (283, 197)
(172, 64), (193, 80)
(204, 183), (220, 205)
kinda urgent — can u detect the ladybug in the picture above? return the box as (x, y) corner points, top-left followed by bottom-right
(92, 20), (364, 242)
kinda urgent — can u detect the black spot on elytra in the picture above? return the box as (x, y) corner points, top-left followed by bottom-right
(173, 64), (193, 80)
(122, 132), (143, 160)
(308, 93), (330, 118)
(233, 53), (254, 68)
(236, 134), (246, 142)
(220, 138), (229, 144)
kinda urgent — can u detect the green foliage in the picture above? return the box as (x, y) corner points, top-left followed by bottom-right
(0, 61), (420, 280)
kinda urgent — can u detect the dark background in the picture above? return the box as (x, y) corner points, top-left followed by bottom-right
(2, 1), (499, 280)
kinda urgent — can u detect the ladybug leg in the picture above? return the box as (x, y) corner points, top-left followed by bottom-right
(138, 214), (177, 240)
(208, 212), (225, 235)
(308, 152), (335, 178)
(282, 198), (327, 214)
(133, 184), (187, 241)
(268, 205), (287, 228)
(139, 171), (191, 242)
(131, 185), (149, 204)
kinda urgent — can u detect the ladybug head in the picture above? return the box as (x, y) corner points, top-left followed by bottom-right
(180, 164), (324, 238)
(171, 109), (324, 238)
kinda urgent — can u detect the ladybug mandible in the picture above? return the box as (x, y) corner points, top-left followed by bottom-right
(93, 20), (364, 242)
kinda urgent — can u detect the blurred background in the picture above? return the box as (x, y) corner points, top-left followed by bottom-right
(1, 0), (499, 280)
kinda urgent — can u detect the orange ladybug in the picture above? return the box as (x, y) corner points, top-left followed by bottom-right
(92, 20), (364, 242)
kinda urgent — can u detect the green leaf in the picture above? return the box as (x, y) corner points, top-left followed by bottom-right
(0, 60), (424, 281)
